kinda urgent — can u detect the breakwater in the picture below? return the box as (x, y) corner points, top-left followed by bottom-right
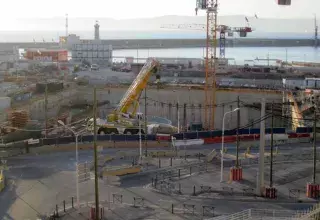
(0, 38), (316, 53)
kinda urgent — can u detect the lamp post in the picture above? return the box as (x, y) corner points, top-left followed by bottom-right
(173, 90), (180, 133)
(221, 107), (240, 182)
(58, 120), (85, 212)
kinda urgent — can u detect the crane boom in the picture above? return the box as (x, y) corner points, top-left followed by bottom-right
(108, 58), (159, 121)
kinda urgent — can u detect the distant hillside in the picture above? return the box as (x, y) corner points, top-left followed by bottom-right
(5, 15), (316, 33)
(0, 15), (316, 42)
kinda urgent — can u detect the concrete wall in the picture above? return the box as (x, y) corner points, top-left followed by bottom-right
(73, 87), (283, 130)
(0, 39), (315, 54)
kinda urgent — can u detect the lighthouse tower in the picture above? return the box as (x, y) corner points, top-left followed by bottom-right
(94, 21), (100, 40)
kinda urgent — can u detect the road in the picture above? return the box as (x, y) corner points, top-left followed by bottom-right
(0, 142), (318, 219)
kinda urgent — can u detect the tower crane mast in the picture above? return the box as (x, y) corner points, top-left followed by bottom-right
(195, 0), (218, 130)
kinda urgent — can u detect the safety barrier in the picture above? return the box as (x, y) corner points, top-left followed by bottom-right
(172, 127), (286, 140)
(102, 165), (141, 176)
(173, 139), (204, 147)
(287, 133), (311, 144)
(0, 126), (317, 153)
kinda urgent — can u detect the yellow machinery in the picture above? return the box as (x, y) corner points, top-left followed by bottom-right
(87, 58), (177, 135)
(108, 58), (159, 122)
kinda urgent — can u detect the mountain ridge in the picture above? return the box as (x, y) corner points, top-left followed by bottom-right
(2, 15), (316, 33)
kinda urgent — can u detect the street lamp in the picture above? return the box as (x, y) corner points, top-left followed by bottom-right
(58, 120), (84, 212)
(220, 107), (240, 182)
(173, 90), (180, 133)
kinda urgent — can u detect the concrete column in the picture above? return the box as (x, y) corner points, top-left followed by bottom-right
(257, 98), (266, 196)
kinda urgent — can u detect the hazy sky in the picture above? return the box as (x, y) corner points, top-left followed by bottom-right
(0, 0), (318, 20)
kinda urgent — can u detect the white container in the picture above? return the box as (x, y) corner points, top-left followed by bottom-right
(103, 51), (110, 58)
(75, 44), (82, 50)
(0, 97), (11, 111)
(81, 51), (88, 58)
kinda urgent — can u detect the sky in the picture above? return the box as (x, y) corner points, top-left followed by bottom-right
(0, 0), (318, 31)
(0, 0), (318, 20)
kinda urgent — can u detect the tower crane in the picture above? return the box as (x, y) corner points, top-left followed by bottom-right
(193, 0), (218, 130)
(160, 24), (253, 58)
(162, 0), (252, 130)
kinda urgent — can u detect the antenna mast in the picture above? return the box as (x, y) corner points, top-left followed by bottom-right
(66, 14), (69, 37)
(315, 14), (318, 48)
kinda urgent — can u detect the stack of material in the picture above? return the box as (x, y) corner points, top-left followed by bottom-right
(9, 110), (29, 128)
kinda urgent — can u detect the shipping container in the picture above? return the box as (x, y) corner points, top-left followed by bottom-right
(75, 44), (82, 50)
(80, 51), (87, 58)
(104, 45), (109, 51)
(103, 52), (111, 58)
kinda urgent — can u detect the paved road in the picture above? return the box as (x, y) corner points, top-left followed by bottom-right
(0, 143), (318, 219)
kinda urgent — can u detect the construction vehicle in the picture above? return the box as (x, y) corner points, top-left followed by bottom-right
(87, 58), (178, 135)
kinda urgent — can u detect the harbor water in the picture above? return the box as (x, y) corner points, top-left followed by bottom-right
(113, 46), (320, 65)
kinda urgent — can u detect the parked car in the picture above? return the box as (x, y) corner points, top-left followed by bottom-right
(91, 64), (99, 71)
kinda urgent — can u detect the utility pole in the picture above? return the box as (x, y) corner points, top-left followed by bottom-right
(93, 87), (99, 220)
(183, 103), (187, 132)
(257, 98), (266, 196)
(285, 49), (288, 66)
(45, 84), (48, 138)
(313, 109), (317, 184)
(236, 96), (240, 167)
(65, 14), (68, 37)
(270, 102), (274, 187)
(144, 88), (148, 157)
(177, 102), (180, 132)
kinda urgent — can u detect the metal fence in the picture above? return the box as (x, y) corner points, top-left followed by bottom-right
(208, 209), (299, 220)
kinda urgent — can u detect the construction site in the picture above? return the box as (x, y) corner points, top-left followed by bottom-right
(0, 0), (320, 220)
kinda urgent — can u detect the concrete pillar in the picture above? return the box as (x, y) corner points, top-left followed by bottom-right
(257, 98), (266, 196)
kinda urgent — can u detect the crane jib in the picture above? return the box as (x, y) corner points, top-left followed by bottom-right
(115, 59), (159, 117)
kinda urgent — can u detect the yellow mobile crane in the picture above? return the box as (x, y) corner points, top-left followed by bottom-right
(87, 58), (178, 135)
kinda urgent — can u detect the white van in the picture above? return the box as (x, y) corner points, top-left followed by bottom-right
(91, 64), (99, 71)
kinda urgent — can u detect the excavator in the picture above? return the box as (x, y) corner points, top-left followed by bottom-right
(86, 58), (178, 135)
